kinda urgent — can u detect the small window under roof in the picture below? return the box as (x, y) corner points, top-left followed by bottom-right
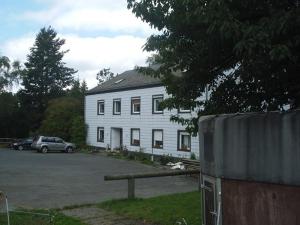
(114, 79), (124, 84)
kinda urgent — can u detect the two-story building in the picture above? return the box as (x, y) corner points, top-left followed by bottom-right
(85, 69), (199, 158)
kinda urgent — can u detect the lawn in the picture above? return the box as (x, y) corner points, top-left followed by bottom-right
(0, 210), (87, 225)
(99, 191), (201, 225)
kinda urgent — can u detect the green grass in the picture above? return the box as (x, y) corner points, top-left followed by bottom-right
(99, 191), (201, 225)
(0, 210), (87, 225)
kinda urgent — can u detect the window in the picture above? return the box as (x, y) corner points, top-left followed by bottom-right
(114, 79), (124, 84)
(152, 129), (163, 149)
(97, 100), (104, 115)
(55, 138), (64, 143)
(131, 97), (141, 114)
(130, 128), (140, 146)
(178, 107), (191, 113)
(152, 95), (163, 114)
(113, 99), (121, 115)
(97, 127), (104, 142)
(178, 130), (191, 151)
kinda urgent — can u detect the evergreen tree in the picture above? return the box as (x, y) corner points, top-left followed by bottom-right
(19, 26), (77, 130)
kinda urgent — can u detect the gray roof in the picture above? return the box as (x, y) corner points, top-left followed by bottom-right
(86, 69), (163, 95)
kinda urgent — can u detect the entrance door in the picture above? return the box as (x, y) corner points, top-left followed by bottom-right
(202, 176), (218, 225)
(111, 128), (122, 150)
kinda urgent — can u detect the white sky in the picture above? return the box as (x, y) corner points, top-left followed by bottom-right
(1, 0), (155, 89)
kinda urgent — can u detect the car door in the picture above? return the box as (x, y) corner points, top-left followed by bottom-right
(54, 138), (65, 151)
(46, 137), (56, 151)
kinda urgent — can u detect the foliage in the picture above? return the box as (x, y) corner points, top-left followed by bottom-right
(0, 92), (29, 138)
(39, 97), (82, 141)
(67, 79), (88, 115)
(96, 68), (115, 85)
(159, 154), (176, 165)
(18, 26), (77, 130)
(0, 56), (22, 92)
(70, 115), (86, 147)
(0, 210), (86, 225)
(190, 152), (196, 160)
(100, 191), (201, 225)
(127, 0), (300, 132)
(106, 150), (154, 165)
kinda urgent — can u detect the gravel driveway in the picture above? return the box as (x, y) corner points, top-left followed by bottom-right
(0, 148), (198, 209)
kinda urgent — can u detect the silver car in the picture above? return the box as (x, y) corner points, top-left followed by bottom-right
(31, 136), (75, 153)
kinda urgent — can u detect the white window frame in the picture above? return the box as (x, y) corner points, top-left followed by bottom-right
(178, 107), (191, 113)
(97, 100), (105, 115)
(131, 97), (141, 114)
(178, 130), (191, 151)
(113, 99), (121, 115)
(152, 95), (164, 114)
(152, 129), (163, 149)
(97, 127), (104, 143)
(130, 128), (140, 146)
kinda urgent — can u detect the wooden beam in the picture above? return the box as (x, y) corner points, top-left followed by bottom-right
(104, 169), (199, 181)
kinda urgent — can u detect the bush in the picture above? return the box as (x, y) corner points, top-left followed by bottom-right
(159, 154), (175, 165)
(190, 152), (196, 160)
(70, 116), (86, 147)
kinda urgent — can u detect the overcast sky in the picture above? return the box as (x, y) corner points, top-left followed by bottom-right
(0, 0), (154, 89)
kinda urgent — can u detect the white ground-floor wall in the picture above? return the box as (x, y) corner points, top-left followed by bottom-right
(86, 123), (199, 159)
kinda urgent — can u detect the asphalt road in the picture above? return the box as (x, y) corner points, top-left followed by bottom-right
(0, 148), (198, 209)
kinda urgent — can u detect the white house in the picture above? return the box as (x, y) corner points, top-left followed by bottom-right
(85, 69), (199, 158)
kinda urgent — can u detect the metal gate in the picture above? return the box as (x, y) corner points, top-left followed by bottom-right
(201, 175), (222, 225)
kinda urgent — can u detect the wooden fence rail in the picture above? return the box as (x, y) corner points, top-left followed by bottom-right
(0, 138), (16, 146)
(104, 169), (200, 199)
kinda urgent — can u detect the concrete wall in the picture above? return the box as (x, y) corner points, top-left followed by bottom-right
(85, 86), (199, 158)
(222, 179), (300, 225)
(198, 110), (300, 186)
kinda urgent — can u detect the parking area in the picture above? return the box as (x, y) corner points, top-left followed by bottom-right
(0, 148), (198, 209)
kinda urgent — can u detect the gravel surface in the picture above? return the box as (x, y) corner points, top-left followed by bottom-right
(0, 148), (198, 209)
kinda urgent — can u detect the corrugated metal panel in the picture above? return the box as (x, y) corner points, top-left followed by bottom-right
(198, 110), (300, 185)
(222, 179), (300, 225)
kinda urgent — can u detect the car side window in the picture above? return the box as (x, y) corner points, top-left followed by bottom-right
(55, 138), (63, 143)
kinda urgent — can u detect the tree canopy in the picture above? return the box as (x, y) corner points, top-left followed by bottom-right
(127, 0), (300, 121)
(0, 56), (22, 92)
(18, 26), (77, 130)
(96, 68), (115, 85)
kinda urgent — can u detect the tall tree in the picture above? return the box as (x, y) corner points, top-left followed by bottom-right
(68, 79), (88, 115)
(19, 26), (77, 130)
(0, 92), (29, 138)
(127, 0), (300, 132)
(39, 97), (84, 144)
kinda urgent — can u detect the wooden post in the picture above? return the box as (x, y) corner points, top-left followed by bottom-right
(128, 178), (135, 199)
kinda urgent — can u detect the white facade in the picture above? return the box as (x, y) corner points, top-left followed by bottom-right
(85, 85), (199, 158)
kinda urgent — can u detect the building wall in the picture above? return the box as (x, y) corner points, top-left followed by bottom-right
(85, 86), (199, 158)
(222, 179), (300, 225)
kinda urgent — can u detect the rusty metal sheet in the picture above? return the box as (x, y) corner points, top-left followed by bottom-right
(222, 179), (300, 225)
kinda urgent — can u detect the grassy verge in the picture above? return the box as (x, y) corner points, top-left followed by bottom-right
(99, 191), (201, 225)
(0, 210), (87, 225)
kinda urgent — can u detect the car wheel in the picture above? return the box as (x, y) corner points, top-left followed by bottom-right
(66, 147), (73, 153)
(41, 146), (48, 153)
(18, 145), (24, 151)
